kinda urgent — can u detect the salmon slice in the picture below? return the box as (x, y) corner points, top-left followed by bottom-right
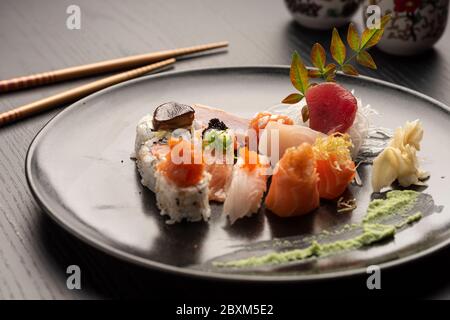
(313, 134), (355, 200)
(157, 138), (205, 188)
(205, 162), (233, 202)
(264, 143), (320, 217)
(315, 157), (355, 200)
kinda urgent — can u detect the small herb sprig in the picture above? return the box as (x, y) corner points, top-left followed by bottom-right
(282, 15), (391, 121)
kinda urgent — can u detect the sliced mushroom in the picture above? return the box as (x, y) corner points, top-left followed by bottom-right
(152, 102), (195, 131)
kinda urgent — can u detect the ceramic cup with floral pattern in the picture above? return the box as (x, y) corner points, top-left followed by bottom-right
(285, 0), (362, 30)
(363, 0), (449, 55)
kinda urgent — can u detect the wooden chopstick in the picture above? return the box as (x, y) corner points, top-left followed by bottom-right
(0, 58), (175, 127)
(0, 41), (228, 93)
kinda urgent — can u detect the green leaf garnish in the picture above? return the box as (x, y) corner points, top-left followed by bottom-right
(282, 15), (391, 103)
(360, 15), (391, 50)
(331, 28), (346, 66)
(290, 51), (309, 95)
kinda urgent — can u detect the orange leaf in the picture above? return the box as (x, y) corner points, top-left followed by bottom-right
(290, 51), (309, 94)
(342, 64), (359, 76)
(308, 69), (322, 78)
(282, 93), (304, 104)
(311, 43), (326, 71)
(301, 105), (309, 122)
(347, 23), (360, 52)
(357, 51), (377, 69)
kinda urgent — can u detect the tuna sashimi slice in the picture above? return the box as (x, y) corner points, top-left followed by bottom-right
(305, 83), (357, 134)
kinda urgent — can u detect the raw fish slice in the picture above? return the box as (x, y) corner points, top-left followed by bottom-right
(316, 158), (355, 199)
(305, 83), (357, 134)
(313, 134), (355, 200)
(193, 104), (249, 131)
(223, 149), (269, 224)
(205, 162), (233, 202)
(265, 143), (320, 217)
(258, 121), (325, 159)
(249, 112), (294, 137)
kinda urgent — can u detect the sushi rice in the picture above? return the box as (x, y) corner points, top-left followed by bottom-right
(155, 170), (211, 224)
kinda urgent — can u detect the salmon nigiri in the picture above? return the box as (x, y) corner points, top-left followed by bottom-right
(265, 143), (320, 217)
(313, 134), (355, 200)
(223, 147), (269, 224)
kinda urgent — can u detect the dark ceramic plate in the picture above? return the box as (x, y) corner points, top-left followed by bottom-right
(26, 66), (450, 282)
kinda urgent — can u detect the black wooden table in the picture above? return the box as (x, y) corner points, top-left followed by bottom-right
(0, 0), (449, 300)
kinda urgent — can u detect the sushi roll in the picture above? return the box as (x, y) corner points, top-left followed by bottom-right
(136, 140), (170, 192)
(135, 102), (196, 191)
(135, 103), (247, 194)
(155, 138), (211, 224)
(223, 147), (269, 224)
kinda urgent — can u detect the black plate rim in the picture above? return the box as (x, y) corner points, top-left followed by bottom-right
(26, 65), (450, 283)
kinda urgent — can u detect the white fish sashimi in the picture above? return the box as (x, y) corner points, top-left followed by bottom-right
(223, 157), (269, 224)
(259, 121), (325, 159)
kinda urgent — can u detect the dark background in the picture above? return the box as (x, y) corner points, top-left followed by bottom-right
(0, 0), (449, 299)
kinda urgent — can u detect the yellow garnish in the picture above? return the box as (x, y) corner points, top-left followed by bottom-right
(313, 133), (353, 163)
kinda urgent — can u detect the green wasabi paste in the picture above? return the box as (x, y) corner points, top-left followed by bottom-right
(395, 212), (422, 229)
(364, 190), (419, 223)
(215, 190), (422, 269)
(216, 224), (395, 268)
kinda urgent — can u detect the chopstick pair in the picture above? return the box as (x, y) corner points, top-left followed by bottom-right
(0, 41), (228, 126)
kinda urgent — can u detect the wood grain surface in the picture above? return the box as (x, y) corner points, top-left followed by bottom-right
(0, 0), (449, 299)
